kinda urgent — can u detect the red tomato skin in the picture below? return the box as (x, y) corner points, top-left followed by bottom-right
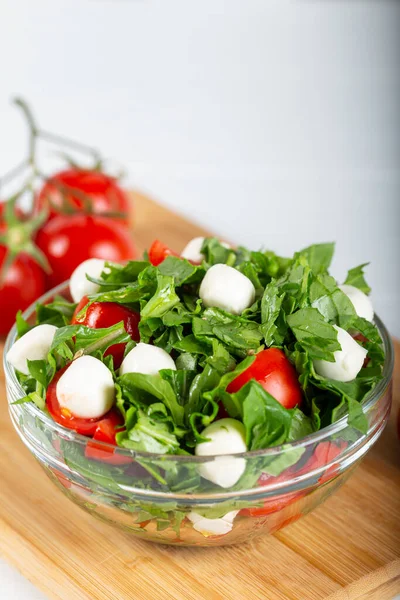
(227, 348), (303, 409)
(216, 403), (230, 420)
(240, 440), (347, 518)
(85, 408), (132, 465)
(148, 240), (178, 266)
(240, 471), (304, 517)
(295, 440), (347, 484)
(36, 170), (130, 225)
(35, 214), (136, 289)
(46, 365), (109, 436)
(0, 246), (45, 337)
(71, 296), (140, 368)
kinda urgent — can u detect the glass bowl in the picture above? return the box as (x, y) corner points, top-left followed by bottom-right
(3, 282), (394, 546)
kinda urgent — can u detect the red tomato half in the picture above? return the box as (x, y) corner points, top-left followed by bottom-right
(85, 408), (132, 465)
(36, 214), (136, 289)
(46, 365), (108, 436)
(72, 296), (140, 368)
(36, 169), (130, 224)
(227, 348), (303, 409)
(148, 240), (178, 266)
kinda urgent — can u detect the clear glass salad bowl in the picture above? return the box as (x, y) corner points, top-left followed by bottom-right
(4, 282), (394, 547)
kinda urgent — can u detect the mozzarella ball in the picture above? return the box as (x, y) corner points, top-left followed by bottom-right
(313, 325), (368, 382)
(199, 264), (256, 315)
(69, 258), (108, 303)
(195, 418), (247, 488)
(181, 237), (231, 264)
(339, 284), (374, 322)
(7, 324), (58, 375)
(181, 237), (206, 263)
(120, 342), (176, 376)
(56, 355), (115, 419)
(187, 510), (239, 537)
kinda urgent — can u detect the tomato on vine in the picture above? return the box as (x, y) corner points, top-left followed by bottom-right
(35, 213), (137, 289)
(36, 169), (130, 225)
(0, 200), (48, 337)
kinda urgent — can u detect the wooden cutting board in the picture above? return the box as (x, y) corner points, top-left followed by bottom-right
(0, 191), (399, 600)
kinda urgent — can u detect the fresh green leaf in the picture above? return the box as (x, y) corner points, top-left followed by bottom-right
(15, 310), (31, 337)
(27, 360), (49, 389)
(193, 308), (263, 356)
(287, 409), (314, 441)
(239, 381), (292, 449)
(296, 242), (335, 274)
(309, 273), (356, 328)
(158, 256), (205, 286)
(260, 281), (285, 346)
(141, 274), (180, 319)
(343, 263), (371, 295)
(118, 372), (185, 425)
(287, 307), (341, 361)
(201, 237), (233, 266)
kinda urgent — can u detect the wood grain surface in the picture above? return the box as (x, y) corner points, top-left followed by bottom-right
(0, 191), (399, 600)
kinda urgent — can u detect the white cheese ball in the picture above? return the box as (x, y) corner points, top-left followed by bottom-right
(313, 325), (368, 383)
(181, 237), (206, 263)
(69, 258), (108, 303)
(56, 355), (115, 419)
(195, 418), (247, 488)
(339, 284), (374, 323)
(199, 264), (256, 315)
(187, 510), (239, 536)
(120, 342), (176, 376)
(7, 324), (58, 375)
(181, 237), (230, 264)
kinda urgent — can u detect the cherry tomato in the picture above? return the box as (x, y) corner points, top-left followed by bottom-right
(36, 169), (130, 225)
(148, 239), (178, 266)
(0, 203), (46, 336)
(35, 214), (136, 289)
(0, 245), (45, 337)
(72, 296), (140, 368)
(85, 408), (132, 465)
(227, 348), (303, 409)
(46, 364), (109, 435)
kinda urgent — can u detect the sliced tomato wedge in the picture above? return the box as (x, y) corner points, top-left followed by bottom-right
(148, 239), (178, 266)
(227, 348), (303, 409)
(72, 296), (140, 368)
(46, 365), (106, 436)
(85, 408), (132, 465)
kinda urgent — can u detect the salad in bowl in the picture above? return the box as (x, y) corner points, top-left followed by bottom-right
(4, 237), (393, 545)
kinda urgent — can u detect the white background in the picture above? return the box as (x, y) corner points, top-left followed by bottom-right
(0, 1), (399, 598)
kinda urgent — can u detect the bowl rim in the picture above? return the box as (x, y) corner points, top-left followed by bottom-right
(3, 280), (395, 463)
